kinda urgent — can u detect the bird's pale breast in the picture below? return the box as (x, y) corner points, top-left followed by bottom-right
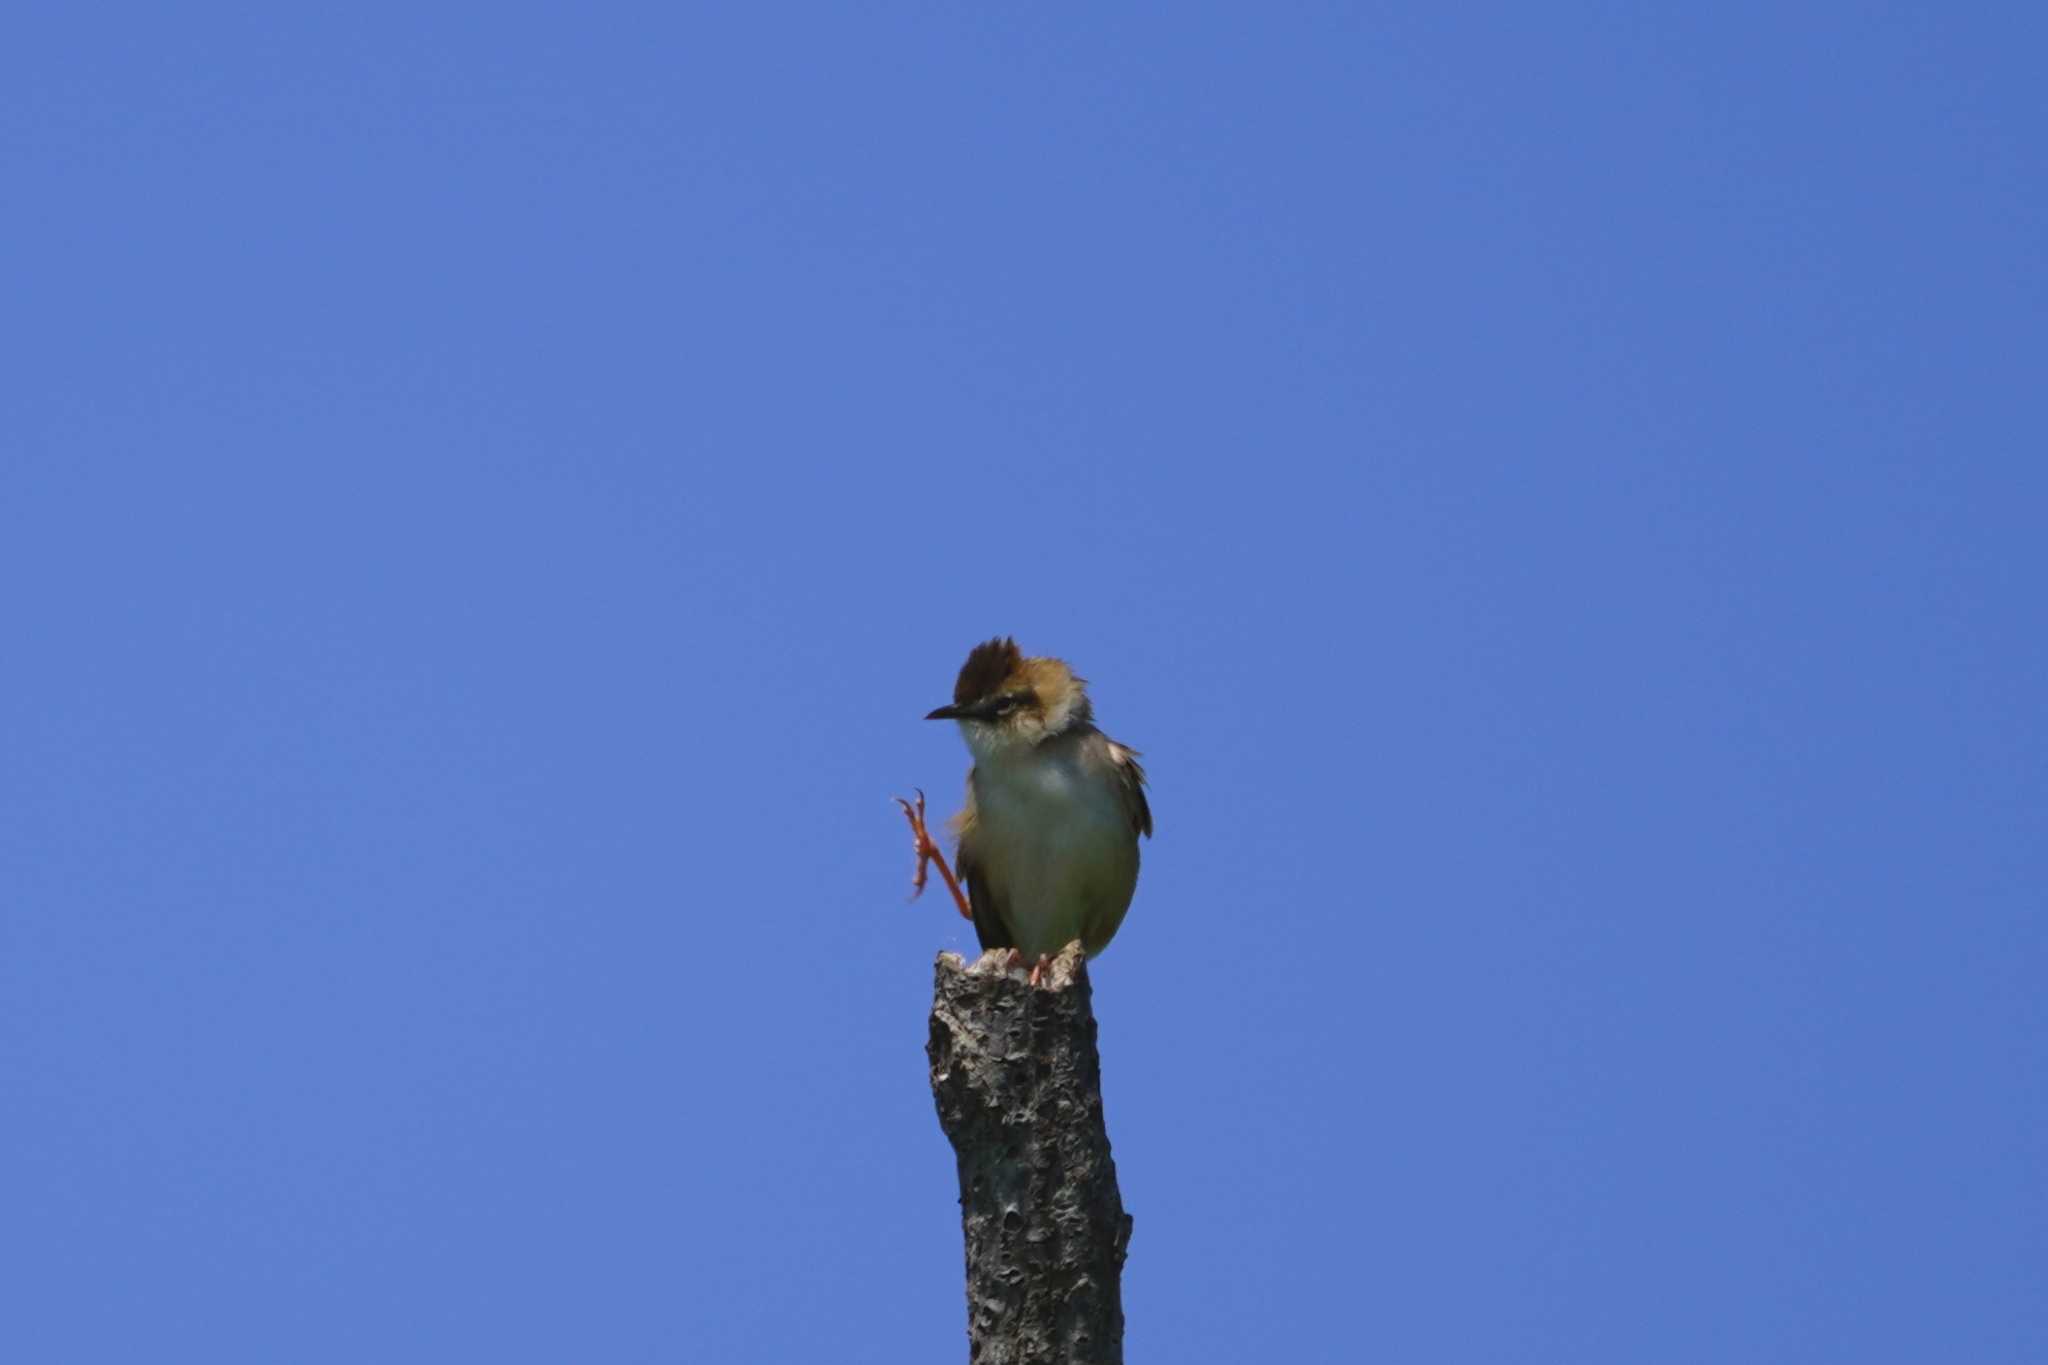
(970, 735), (1139, 959)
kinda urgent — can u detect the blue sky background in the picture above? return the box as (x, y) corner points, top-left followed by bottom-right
(5, 5), (2043, 1361)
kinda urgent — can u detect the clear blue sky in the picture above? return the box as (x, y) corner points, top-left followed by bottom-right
(5, 5), (2043, 1361)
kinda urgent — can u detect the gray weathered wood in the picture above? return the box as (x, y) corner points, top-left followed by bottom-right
(927, 945), (1132, 1365)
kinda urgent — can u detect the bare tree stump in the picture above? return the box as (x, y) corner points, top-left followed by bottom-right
(927, 944), (1133, 1365)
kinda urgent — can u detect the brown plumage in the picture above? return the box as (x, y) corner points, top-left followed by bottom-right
(922, 639), (1152, 967)
(952, 637), (1024, 708)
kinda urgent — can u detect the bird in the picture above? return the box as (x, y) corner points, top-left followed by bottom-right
(897, 637), (1152, 985)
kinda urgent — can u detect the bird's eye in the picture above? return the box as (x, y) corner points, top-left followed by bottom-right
(994, 692), (1030, 715)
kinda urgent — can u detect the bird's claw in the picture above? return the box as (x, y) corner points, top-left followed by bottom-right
(896, 788), (944, 898)
(893, 787), (974, 921)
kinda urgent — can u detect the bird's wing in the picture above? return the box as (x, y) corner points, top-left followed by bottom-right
(1104, 738), (1153, 838)
(954, 770), (1014, 953)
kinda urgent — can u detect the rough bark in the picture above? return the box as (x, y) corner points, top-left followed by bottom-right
(927, 944), (1133, 1365)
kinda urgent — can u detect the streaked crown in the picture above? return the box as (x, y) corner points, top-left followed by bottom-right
(929, 636), (1092, 745)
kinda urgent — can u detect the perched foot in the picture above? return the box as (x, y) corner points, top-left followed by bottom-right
(894, 788), (974, 921)
(1027, 953), (1054, 988)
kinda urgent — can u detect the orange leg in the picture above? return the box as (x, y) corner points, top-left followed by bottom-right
(894, 788), (973, 922)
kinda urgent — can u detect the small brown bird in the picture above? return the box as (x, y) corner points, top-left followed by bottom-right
(898, 638), (1152, 983)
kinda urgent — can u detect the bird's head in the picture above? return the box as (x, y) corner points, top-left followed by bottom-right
(926, 637), (1092, 754)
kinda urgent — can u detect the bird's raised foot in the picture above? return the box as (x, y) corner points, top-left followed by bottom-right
(893, 788), (974, 921)
(893, 789), (937, 896)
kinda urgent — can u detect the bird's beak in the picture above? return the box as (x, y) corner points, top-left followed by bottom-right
(926, 699), (998, 721)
